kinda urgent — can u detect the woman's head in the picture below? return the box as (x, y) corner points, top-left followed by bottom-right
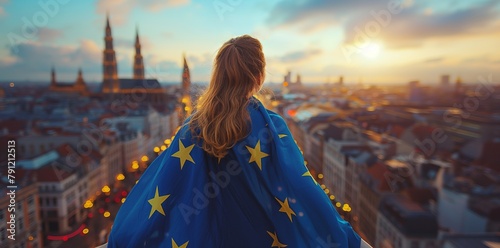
(212, 35), (266, 97)
(188, 35), (266, 159)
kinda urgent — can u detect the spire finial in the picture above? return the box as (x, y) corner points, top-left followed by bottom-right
(183, 53), (188, 66)
(51, 64), (56, 85)
(135, 25), (140, 44)
(106, 12), (110, 27)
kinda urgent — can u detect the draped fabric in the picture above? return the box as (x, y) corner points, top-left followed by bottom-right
(108, 97), (361, 248)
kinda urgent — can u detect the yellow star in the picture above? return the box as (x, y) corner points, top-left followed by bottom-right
(275, 197), (296, 222)
(172, 140), (195, 169)
(148, 187), (170, 218)
(172, 238), (189, 248)
(246, 140), (269, 170)
(302, 171), (318, 185)
(278, 134), (287, 138)
(267, 231), (287, 248)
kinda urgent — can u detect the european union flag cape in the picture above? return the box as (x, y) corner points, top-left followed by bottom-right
(108, 98), (361, 248)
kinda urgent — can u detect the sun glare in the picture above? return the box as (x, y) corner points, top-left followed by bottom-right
(360, 42), (382, 59)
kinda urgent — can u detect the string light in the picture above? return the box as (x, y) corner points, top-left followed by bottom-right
(101, 186), (110, 193)
(116, 173), (125, 181)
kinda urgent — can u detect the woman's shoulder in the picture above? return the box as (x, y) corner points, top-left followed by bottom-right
(247, 97), (288, 128)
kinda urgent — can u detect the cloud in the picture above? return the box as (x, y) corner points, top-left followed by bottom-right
(267, 0), (386, 31)
(0, 55), (18, 66)
(96, 0), (190, 25)
(349, 0), (500, 49)
(186, 53), (214, 82)
(462, 55), (500, 65)
(423, 57), (444, 63)
(0, 0), (8, 17)
(114, 35), (153, 50)
(145, 59), (182, 82)
(267, 0), (500, 49)
(275, 49), (322, 63)
(1, 40), (102, 81)
(139, 53), (213, 82)
(38, 28), (63, 43)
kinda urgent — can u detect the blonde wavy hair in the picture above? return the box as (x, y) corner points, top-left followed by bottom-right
(188, 35), (266, 159)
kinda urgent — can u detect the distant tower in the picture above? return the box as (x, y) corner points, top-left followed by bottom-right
(296, 74), (302, 85)
(133, 27), (145, 80)
(75, 68), (88, 95)
(285, 71), (292, 84)
(181, 55), (192, 116)
(455, 76), (463, 94)
(339, 76), (344, 86)
(282, 71), (291, 94)
(51, 66), (57, 87)
(409, 80), (422, 103)
(440, 75), (450, 86)
(75, 68), (85, 86)
(102, 14), (119, 93)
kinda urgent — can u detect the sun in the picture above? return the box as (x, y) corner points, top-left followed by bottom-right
(359, 42), (382, 59)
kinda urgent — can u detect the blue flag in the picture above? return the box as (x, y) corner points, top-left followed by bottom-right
(108, 98), (361, 247)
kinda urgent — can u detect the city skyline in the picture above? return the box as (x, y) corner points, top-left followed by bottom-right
(1, 0), (500, 84)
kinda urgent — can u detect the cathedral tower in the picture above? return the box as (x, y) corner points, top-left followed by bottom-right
(75, 68), (85, 87)
(51, 66), (56, 87)
(75, 68), (88, 95)
(181, 55), (192, 116)
(102, 14), (119, 93)
(133, 27), (145, 80)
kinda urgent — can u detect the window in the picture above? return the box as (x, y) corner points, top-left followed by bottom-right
(29, 144), (34, 155)
(52, 197), (57, 206)
(27, 196), (34, 206)
(47, 210), (58, 218)
(28, 211), (35, 225)
(0, 209), (3, 221)
(68, 214), (76, 227)
(0, 227), (5, 241)
(66, 194), (72, 203)
(18, 217), (23, 231)
(48, 221), (59, 232)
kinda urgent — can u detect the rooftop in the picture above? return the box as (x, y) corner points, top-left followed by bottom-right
(379, 194), (438, 238)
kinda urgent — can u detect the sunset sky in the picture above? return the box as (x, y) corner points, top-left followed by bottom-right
(1, 0), (499, 84)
